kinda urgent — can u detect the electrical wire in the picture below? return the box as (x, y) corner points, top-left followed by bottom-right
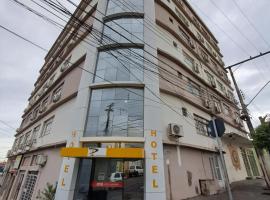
(246, 80), (270, 107)
(7, 0), (245, 133)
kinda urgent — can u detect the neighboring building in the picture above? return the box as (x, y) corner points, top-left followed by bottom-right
(0, 0), (261, 200)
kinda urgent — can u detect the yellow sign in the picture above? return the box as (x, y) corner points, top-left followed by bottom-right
(60, 147), (144, 158)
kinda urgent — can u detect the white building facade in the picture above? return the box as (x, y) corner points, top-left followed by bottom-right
(0, 0), (261, 200)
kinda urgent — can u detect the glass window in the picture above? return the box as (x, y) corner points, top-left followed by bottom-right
(103, 18), (143, 44)
(223, 104), (230, 116)
(41, 117), (54, 137)
(32, 125), (40, 143)
(194, 114), (210, 136)
(106, 0), (144, 15)
(94, 48), (144, 83)
(74, 158), (144, 200)
(187, 79), (200, 97)
(85, 88), (144, 137)
(183, 52), (194, 69)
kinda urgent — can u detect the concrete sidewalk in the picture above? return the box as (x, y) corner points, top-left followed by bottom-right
(187, 179), (270, 200)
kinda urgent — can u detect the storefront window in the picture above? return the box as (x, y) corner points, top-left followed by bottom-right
(106, 0), (144, 16)
(85, 88), (144, 137)
(94, 48), (144, 83)
(103, 18), (143, 44)
(74, 158), (144, 200)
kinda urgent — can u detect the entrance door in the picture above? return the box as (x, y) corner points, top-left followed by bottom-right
(74, 158), (144, 200)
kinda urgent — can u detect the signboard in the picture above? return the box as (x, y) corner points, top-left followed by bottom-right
(60, 147), (144, 158)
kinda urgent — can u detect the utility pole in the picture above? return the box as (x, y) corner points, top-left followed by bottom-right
(104, 103), (114, 135)
(228, 67), (270, 188)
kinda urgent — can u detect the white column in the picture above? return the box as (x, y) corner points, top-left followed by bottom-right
(143, 0), (166, 199)
(54, 1), (108, 199)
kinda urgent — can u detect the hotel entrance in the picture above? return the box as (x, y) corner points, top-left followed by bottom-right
(74, 158), (144, 200)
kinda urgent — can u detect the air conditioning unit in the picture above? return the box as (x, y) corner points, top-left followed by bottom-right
(25, 146), (30, 151)
(193, 63), (200, 73)
(203, 99), (210, 109)
(36, 155), (47, 167)
(52, 93), (61, 103)
(168, 123), (184, 138)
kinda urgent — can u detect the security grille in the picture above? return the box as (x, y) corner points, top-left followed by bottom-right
(20, 171), (38, 200)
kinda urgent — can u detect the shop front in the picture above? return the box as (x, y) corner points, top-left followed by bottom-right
(60, 145), (145, 200)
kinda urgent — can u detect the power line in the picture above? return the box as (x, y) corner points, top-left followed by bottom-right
(0, 24), (48, 52)
(231, 0), (270, 49)
(0, 120), (16, 131)
(8, 0), (244, 134)
(246, 80), (270, 107)
(209, 0), (261, 52)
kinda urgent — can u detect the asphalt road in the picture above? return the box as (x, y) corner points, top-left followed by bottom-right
(187, 179), (270, 200)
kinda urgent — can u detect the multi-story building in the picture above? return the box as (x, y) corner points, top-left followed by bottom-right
(0, 0), (261, 199)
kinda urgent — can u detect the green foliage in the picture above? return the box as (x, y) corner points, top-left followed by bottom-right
(253, 123), (270, 151)
(36, 182), (56, 200)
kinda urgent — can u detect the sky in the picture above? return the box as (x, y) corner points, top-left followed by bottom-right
(0, 0), (270, 161)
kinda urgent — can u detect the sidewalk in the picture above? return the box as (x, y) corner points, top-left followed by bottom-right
(187, 179), (270, 200)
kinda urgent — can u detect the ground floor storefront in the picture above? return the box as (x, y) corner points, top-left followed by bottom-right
(74, 158), (144, 200)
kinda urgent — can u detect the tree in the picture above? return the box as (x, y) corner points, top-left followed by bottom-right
(253, 122), (270, 151)
(36, 183), (56, 200)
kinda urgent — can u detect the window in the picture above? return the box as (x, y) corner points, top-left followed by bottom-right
(209, 156), (222, 180)
(85, 88), (144, 137)
(31, 125), (40, 143)
(94, 48), (144, 83)
(40, 96), (49, 113)
(103, 18), (144, 44)
(201, 49), (209, 62)
(205, 70), (215, 85)
(175, 7), (189, 26)
(52, 85), (63, 103)
(194, 114), (210, 136)
(107, 0), (144, 15)
(183, 52), (194, 69)
(178, 26), (190, 44)
(31, 155), (38, 166)
(41, 117), (54, 137)
(32, 105), (40, 120)
(20, 171), (38, 200)
(187, 79), (200, 97)
(223, 104), (230, 115)
(169, 17), (173, 23)
(24, 131), (32, 146)
(217, 81), (224, 91)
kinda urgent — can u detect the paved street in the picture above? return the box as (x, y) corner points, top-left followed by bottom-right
(187, 179), (270, 200)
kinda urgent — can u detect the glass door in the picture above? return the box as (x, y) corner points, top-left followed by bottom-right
(74, 158), (144, 200)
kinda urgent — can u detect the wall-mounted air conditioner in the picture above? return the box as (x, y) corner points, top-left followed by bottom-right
(168, 123), (184, 138)
(36, 155), (47, 167)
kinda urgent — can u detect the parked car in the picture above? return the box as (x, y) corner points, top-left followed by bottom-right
(110, 172), (123, 182)
(128, 165), (143, 177)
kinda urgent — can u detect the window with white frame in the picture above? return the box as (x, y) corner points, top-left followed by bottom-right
(194, 114), (210, 136)
(183, 52), (194, 69)
(32, 125), (40, 143)
(209, 156), (222, 180)
(41, 117), (54, 137)
(223, 104), (230, 116)
(187, 79), (201, 97)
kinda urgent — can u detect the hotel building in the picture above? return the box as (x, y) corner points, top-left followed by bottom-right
(0, 0), (261, 199)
